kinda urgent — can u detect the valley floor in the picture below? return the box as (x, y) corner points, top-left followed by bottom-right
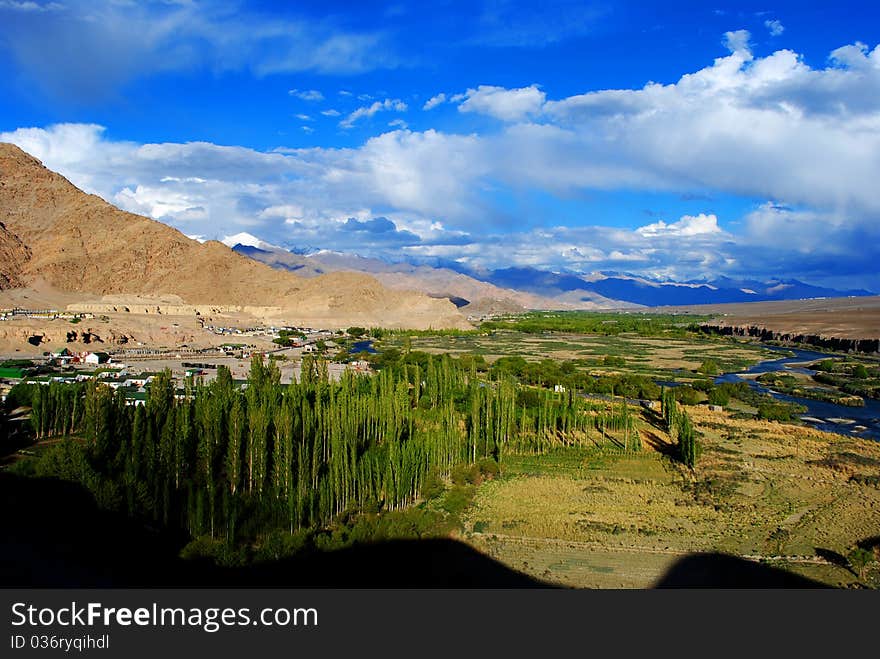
(460, 407), (880, 588)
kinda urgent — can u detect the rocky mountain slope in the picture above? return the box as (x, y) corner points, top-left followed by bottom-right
(0, 143), (468, 329)
(0, 221), (30, 290)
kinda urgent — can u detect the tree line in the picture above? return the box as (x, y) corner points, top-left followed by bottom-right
(12, 351), (641, 546)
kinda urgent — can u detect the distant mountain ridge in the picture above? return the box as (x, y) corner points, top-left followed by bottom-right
(230, 241), (636, 313)
(226, 233), (874, 310)
(477, 267), (873, 307)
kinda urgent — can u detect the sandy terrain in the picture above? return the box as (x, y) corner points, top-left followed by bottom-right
(655, 296), (880, 340)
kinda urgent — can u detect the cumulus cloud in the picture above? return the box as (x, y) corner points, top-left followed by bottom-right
(636, 214), (723, 238)
(457, 84), (546, 121)
(764, 19), (784, 37)
(541, 38), (880, 215)
(423, 93), (446, 110)
(339, 98), (408, 129)
(321, 109), (341, 116)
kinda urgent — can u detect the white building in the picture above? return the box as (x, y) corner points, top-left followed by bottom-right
(84, 352), (111, 365)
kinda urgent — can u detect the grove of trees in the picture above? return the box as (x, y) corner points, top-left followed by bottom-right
(13, 351), (641, 547)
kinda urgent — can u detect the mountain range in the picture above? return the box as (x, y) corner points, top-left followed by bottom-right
(2, 138), (872, 329)
(224, 234), (874, 313)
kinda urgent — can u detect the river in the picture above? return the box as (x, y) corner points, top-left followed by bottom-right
(349, 340), (377, 354)
(714, 346), (880, 441)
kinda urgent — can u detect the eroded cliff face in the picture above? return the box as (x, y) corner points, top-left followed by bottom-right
(699, 324), (880, 354)
(0, 221), (30, 290)
(0, 142), (471, 330)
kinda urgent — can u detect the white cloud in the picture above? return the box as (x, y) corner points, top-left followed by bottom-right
(295, 114), (313, 121)
(388, 119), (408, 129)
(829, 41), (877, 69)
(541, 40), (880, 214)
(423, 93), (446, 110)
(723, 29), (752, 55)
(258, 204), (304, 220)
(457, 84), (546, 121)
(636, 214), (723, 238)
(339, 98), (408, 129)
(764, 19), (784, 37)
(288, 89), (324, 101)
(321, 109), (341, 117)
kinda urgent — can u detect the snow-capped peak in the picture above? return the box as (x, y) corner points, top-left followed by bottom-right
(221, 232), (277, 250)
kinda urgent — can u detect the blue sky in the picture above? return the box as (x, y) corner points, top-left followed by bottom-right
(2, 0), (879, 290)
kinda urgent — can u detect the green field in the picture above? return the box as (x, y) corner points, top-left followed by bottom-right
(383, 329), (773, 380)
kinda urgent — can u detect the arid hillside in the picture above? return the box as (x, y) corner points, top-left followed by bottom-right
(0, 221), (30, 290)
(0, 143), (468, 329)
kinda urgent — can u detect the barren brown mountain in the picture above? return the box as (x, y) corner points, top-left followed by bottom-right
(0, 143), (469, 329)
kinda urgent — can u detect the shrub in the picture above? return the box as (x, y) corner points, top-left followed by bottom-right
(847, 546), (874, 580)
(420, 471), (447, 500)
(180, 536), (248, 567)
(476, 457), (500, 480)
(253, 529), (311, 563)
(697, 359), (719, 375)
(757, 402), (794, 422)
(440, 485), (474, 518)
(707, 387), (730, 406)
(451, 462), (481, 485)
(674, 386), (702, 405)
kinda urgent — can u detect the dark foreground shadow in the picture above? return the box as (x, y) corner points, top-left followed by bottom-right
(0, 473), (544, 588)
(654, 553), (828, 588)
(0, 474), (829, 588)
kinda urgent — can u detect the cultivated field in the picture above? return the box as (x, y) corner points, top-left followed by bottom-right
(462, 406), (880, 588)
(387, 331), (772, 378)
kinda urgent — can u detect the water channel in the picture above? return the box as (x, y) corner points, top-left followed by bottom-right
(713, 346), (880, 441)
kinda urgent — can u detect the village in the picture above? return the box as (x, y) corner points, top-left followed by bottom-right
(0, 324), (376, 407)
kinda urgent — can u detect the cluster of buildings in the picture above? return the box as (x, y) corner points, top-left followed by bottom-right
(47, 348), (111, 366)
